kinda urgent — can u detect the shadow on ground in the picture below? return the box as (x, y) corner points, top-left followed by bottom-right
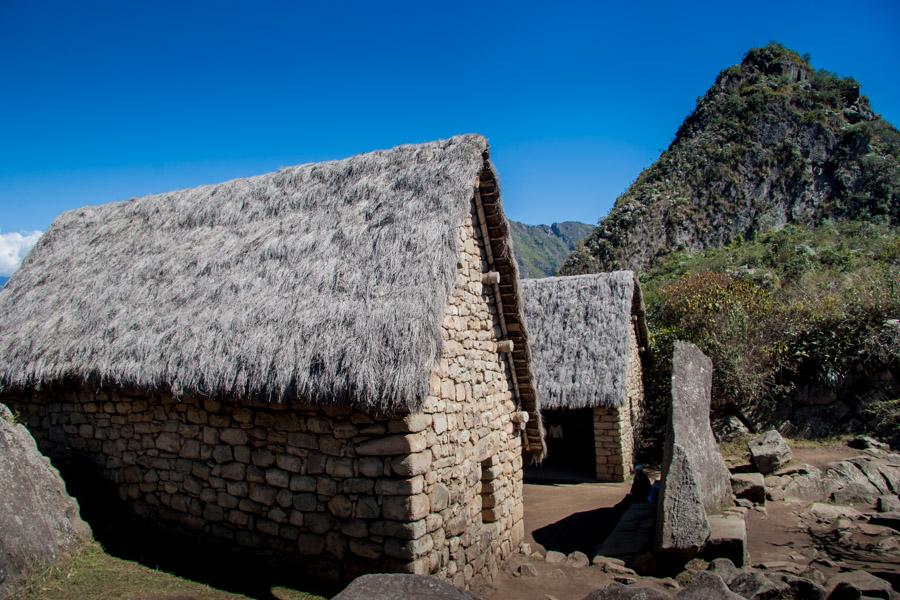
(54, 454), (337, 600)
(530, 486), (633, 557)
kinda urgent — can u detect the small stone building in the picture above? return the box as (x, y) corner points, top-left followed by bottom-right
(521, 272), (649, 482)
(0, 135), (545, 586)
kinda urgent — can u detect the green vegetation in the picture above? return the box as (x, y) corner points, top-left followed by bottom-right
(638, 221), (899, 454)
(510, 221), (593, 277)
(561, 43), (899, 275)
(13, 541), (326, 600)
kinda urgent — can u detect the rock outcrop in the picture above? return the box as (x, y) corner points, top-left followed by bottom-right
(581, 583), (673, 600)
(560, 43), (899, 275)
(826, 570), (893, 600)
(0, 404), (90, 597)
(332, 573), (477, 600)
(824, 454), (900, 507)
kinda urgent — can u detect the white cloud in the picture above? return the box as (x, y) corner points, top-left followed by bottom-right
(0, 231), (43, 277)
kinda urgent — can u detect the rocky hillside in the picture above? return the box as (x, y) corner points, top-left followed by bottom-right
(509, 221), (592, 278)
(561, 44), (899, 275)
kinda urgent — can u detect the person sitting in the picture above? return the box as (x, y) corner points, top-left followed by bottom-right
(629, 464), (651, 500)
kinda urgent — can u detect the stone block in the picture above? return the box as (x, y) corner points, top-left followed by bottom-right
(292, 494), (316, 511)
(703, 513), (748, 567)
(356, 433), (427, 456)
(430, 483), (450, 511)
(730, 473), (765, 505)
(545, 550), (566, 564)
(677, 571), (743, 600)
(289, 475), (316, 492)
(265, 468), (289, 488)
(251, 449), (276, 467)
(383, 494), (430, 521)
(375, 476), (424, 496)
(220, 462), (246, 481)
(747, 429), (793, 475)
(748, 430), (792, 475)
(155, 432), (181, 453)
(220, 428), (249, 445)
(385, 534), (433, 560)
(370, 519), (426, 540)
(391, 451), (432, 477)
(325, 457), (354, 477)
(328, 495), (353, 518)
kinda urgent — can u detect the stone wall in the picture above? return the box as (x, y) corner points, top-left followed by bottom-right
(410, 206), (524, 586)
(2, 202), (523, 587)
(592, 322), (644, 482)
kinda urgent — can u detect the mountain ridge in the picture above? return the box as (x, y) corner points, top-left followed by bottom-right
(509, 220), (593, 278)
(561, 43), (899, 275)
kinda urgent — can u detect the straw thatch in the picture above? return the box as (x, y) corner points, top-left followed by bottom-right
(0, 135), (535, 420)
(520, 272), (648, 410)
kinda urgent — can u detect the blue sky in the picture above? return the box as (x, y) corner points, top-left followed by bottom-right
(1, 1), (897, 270)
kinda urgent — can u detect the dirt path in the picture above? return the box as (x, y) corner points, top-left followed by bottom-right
(480, 441), (888, 600)
(523, 481), (633, 555)
(788, 444), (859, 470)
(477, 481), (642, 599)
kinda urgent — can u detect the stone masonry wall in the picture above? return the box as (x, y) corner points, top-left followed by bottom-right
(2, 201), (523, 587)
(416, 206), (525, 587)
(592, 322), (644, 482)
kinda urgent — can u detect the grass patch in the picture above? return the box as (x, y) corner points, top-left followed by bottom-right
(12, 541), (326, 600)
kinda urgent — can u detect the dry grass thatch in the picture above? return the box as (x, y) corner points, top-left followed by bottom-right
(521, 272), (646, 410)
(0, 135), (530, 416)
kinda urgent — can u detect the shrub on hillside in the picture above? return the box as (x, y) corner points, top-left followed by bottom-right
(638, 222), (899, 458)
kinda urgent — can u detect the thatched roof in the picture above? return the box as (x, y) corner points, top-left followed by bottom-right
(521, 272), (649, 410)
(0, 136), (539, 438)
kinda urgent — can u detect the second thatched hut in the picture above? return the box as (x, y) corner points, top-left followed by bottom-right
(521, 272), (649, 481)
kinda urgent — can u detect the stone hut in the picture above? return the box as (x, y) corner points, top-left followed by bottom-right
(521, 272), (649, 482)
(0, 135), (545, 587)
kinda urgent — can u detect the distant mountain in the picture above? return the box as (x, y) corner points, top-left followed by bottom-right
(0, 276), (7, 288)
(509, 221), (593, 278)
(561, 43), (899, 275)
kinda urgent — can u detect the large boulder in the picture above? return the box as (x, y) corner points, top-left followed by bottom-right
(0, 404), (90, 597)
(748, 430), (793, 474)
(826, 570), (893, 600)
(581, 582), (673, 600)
(332, 574), (477, 600)
(656, 342), (731, 556)
(727, 569), (791, 599)
(676, 571), (743, 599)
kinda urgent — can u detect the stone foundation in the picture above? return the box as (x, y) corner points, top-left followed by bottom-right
(2, 203), (524, 587)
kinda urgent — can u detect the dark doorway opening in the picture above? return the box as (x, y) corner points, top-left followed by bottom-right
(525, 407), (595, 482)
